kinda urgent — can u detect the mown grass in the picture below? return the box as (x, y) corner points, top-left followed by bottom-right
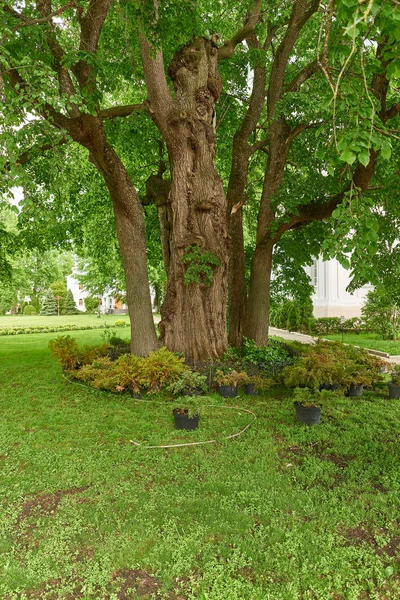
(0, 314), (130, 329)
(1, 331), (400, 599)
(322, 333), (400, 356)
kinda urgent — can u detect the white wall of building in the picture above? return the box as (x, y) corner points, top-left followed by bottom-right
(66, 274), (127, 313)
(304, 258), (373, 318)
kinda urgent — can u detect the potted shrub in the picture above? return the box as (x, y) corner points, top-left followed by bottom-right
(172, 396), (202, 430)
(215, 369), (248, 398)
(342, 366), (374, 397)
(244, 374), (271, 396)
(167, 370), (208, 396)
(388, 364), (400, 399)
(293, 388), (328, 425)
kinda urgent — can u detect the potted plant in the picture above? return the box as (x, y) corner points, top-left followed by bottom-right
(214, 369), (248, 398)
(167, 370), (208, 396)
(281, 341), (351, 391)
(293, 388), (328, 425)
(342, 366), (374, 397)
(388, 363), (400, 399)
(172, 396), (202, 430)
(244, 374), (271, 396)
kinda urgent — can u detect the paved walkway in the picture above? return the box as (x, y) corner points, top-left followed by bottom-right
(269, 326), (400, 364)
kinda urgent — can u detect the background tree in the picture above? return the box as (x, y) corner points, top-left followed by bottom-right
(40, 290), (58, 316)
(62, 289), (78, 315)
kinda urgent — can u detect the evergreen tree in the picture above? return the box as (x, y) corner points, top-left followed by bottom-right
(62, 289), (78, 315)
(40, 291), (58, 316)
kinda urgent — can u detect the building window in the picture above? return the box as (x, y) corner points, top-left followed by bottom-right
(78, 284), (83, 290)
(312, 261), (318, 289)
(79, 299), (83, 306)
(99, 299), (103, 306)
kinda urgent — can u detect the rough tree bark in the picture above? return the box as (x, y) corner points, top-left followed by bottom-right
(244, 0), (321, 344)
(84, 119), (158, 356)
(226, 27), (271, 347)
(162, 38), (229, 361)
(140, 1), (262, 361)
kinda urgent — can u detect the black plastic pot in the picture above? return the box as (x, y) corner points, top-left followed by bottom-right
(319, 382), (340, 391)
(345, 383), (364, 397)
(388, 381), (400, 399)
(182, 388), (204, 396)
(294, 402), (321, 425)
(244, 383), (256, 396)
(218, 384), (238, 398)
(173, 409), (199, 430)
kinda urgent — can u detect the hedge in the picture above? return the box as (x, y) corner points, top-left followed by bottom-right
(0, 322), (129, 336)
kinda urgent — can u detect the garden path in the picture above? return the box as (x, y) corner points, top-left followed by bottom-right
(269, 326), (400, 364)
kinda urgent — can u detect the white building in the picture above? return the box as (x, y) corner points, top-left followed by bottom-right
(66, 274), (128, 314)
(304, 257), (373, 318)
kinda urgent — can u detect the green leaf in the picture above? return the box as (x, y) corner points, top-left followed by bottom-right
(381, 145), (392, 160)
(358, 152), (370, 167)
(339, 150), (357, 165)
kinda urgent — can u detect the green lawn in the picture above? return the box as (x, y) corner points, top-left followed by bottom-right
(0, 313), (130, 329)
(322, 333), (400, 356)
(1, 332), (400, 599)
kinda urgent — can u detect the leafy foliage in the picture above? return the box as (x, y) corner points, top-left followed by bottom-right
(167, 370), (208, 395)
(182, 245), (221, 286)
(362, 289), (400, 340)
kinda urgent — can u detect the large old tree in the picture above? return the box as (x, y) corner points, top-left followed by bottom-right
(1, 0), (399, 360)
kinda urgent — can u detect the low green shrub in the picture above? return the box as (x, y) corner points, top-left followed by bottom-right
(167, 370), (208, 395)
(136, 347), (186, 393)
(23, 304), (37, 316)
(49, 336), (81, 370)
(0, 322), (129, 336)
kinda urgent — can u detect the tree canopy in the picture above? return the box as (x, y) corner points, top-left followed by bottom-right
(1, 0), (399, 359)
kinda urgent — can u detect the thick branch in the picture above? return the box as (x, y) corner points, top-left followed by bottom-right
(73, 0), (110, 90)
(99, 102), (149, 119)
(139, 32), (174, 136)
(382, 102), (400, 122)
(284, 59), (319, 93)
(267, 0), (320, 118)
(274, 149), (378, 240)
(218, 0), (261, 61)
(36, 0), (79, 116)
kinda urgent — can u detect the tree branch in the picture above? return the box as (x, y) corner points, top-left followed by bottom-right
(218, 0), (261, 61)
(2, 136), (69, 172)
(35, 0), (80, 117)
(73, 0), (111, 90)
(99, 102), (150, 119)
(284, 59), (319, 94)
(267, 0), (320, 118)
(2, 63), (73, 132)
(139, 19), (174, 136)
(274, 149), (379, 240)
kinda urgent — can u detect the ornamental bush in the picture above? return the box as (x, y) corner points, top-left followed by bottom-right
(23, 304), (37, 315)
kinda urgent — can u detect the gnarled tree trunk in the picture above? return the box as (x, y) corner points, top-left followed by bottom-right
(159, 38), (229, 362)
